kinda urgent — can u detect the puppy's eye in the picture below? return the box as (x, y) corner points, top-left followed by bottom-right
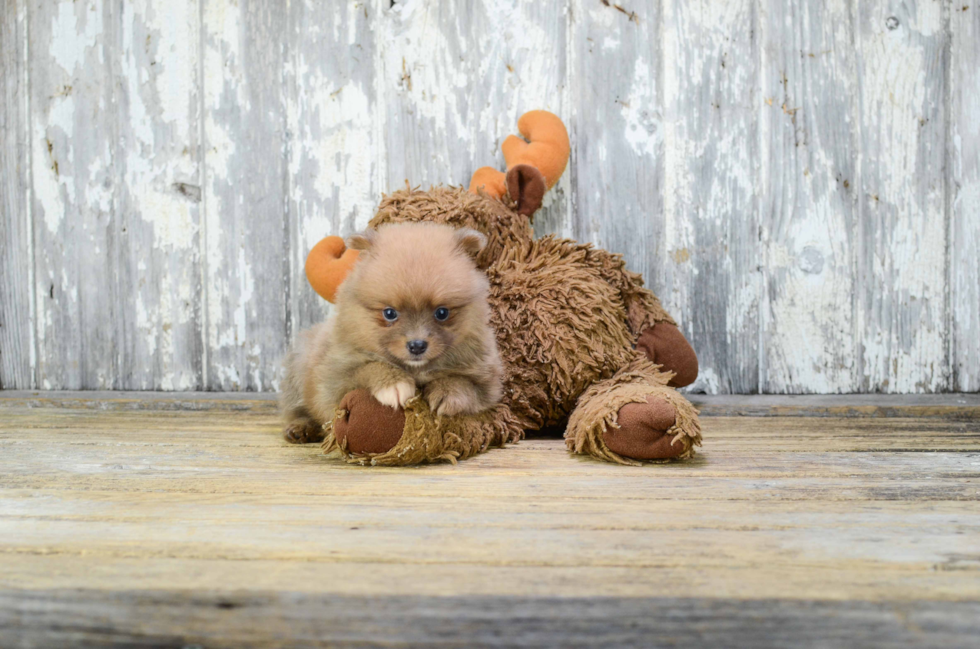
(434, 307), (450, 322)
(382, 308), (398, 322)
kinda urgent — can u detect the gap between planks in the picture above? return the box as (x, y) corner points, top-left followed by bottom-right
(2, 391), (980, 419)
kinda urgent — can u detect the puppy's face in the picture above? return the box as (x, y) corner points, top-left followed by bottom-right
(335, 224), (489, 370)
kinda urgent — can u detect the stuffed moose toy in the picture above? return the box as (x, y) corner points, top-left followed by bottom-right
(295, 111), (701, 466)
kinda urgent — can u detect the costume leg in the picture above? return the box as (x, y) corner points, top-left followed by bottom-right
(565, 357), (702, 465)
(324, 389), (522, 466)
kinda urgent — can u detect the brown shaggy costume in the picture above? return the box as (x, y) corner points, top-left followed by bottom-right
(307, 112), (701, 466)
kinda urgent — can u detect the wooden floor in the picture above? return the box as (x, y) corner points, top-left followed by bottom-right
(1, 392), (979, 648)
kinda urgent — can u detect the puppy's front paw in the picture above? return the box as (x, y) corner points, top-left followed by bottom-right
(424, 382), (480, 418)
(373, 381), (416, 409)
(283, 417), (324, 444)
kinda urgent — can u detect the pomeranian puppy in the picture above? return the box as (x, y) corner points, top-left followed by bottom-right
(280, 222), (503, 443)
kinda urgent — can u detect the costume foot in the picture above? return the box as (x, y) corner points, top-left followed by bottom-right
(636, 323), (699, 388)
(332, 389), (406, 455)
(604, 395), (687, 460)
(284, 417), (324, 444)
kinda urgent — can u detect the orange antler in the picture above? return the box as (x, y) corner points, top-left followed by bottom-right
(468, 110), (570, 200)
(305, 236), (359, 303)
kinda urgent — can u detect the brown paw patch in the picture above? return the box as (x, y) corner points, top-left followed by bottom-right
(333, 389), (406, 455)
(604, 396), (687, 460)
(636, 323), (699, 388)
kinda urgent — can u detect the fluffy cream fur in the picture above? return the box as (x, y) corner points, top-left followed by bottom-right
(280, 222), (503, 443)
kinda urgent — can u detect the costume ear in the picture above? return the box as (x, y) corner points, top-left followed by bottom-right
(505, 164), (546, 216)
(454, 228), (487, 258)
(346, 230), (375, 251)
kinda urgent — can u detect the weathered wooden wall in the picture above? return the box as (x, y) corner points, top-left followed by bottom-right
(1, 0), (977, 394)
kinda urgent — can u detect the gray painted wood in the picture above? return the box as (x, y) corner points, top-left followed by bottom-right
(284, 0), (379, 337)
(29, 0), (119, 389)
(113, 0), (205, 390)
(4, 590), (979, 648)
(1, 0), (978, 393)
(378, 1), (568, 201)
(950, 3), (980, 393)
(759, 0), (860, 393)
(0, 0), (34, 390)
(855, 0), (949, 392)
(202, 0), (289, 390)
(568, 0), (667, 298)
(661, 0), (762, 393)
(22, 0), (205, 391)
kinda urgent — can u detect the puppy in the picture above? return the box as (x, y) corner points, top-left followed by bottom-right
(280, 222), (503, 443)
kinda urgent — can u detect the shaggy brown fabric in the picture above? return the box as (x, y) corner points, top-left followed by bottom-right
(371, 186), (534, 268)
(636, 323), (699, 388)
(312, 110), (702, 466)
(346, 185), (703, 465)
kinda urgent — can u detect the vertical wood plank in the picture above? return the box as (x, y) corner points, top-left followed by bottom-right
(759, 0), (860, 393)
(113, 0), (204, 390)
(26, 0), (204, 391)
(378, 0), (568, 229)
(662, 0), (761, 393)
(202, 0), (289, 390)
(949, 1), (980, 392)
(0, 0), (34, 389)
(29, 0), (118, 389)
(855, 0), (948, 392)
(568, 0), (667, 295)
(285, 0), (379, 336)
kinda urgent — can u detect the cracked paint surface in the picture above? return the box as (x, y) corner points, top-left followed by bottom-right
(2, 0), (977, 394)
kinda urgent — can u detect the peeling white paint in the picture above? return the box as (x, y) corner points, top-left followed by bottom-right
(622, 59), (660, 158)
(50, 1), (102, 74)
(4, 0), (977, 393)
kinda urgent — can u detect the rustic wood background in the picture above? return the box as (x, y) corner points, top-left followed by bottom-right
(1, 0), (977, 394)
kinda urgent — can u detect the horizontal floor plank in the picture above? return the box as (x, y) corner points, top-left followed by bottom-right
(4, 589), (979, 649)
(1, 395), (978, 646)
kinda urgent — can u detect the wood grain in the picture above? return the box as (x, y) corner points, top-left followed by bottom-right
(29, 0), (118, 389)
(0, 0), (33, 389)
(284, 0), (379, 338)
(855, 0), (948, 392)
(760, 0), (860, 393)
(568, 0), (666, 292)
(0, 397), (978, 645)
(949, 2), (980, 392)
(662, 0), (761, 393)
(5, 590), (978, 648)
(378, 0), (568, 207)
(2, 0), (978, 394)
(202, 0), (289, 390)
(113, 0), (204, 390)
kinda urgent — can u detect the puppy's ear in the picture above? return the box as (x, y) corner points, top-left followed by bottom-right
(346, 230), (376, 252)
(454, 228), (486, 258)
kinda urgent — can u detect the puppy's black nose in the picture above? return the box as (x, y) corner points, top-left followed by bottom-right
(407, 340), (428, 356)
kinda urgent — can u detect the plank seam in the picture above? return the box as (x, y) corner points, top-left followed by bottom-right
(25, 0), (37, 390)
(197, 0), (209, 391)
(940, 1), (958, 390)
